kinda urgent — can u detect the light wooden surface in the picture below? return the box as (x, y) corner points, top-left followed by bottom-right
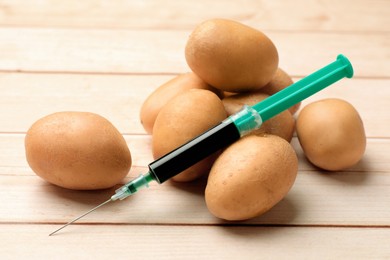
(1, 1), (389, 259)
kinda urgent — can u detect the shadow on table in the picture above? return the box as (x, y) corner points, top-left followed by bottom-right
(168, 174), (208, 197)
(215, 197), (298, 237)
(311, 156), (372, 186)
(40, 181), (125, 207)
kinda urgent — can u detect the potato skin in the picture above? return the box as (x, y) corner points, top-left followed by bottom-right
(205, 135), (298, 221)
(296, 98), (366, 171)
(223, 92), (295, 142)
(152, 89), (227, 182)
(25, 112), (131, 190)
(140, 72), (222, 134)
(185, 19), (278, 92)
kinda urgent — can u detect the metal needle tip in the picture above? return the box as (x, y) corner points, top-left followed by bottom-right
(49, 198), (113, 236)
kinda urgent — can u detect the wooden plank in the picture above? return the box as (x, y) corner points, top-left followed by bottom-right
(1, 157), (389, 225)
(1, 224), (390, 259)
(1, 133), (389, 174)
(0, 73), (173, 135)
(0, 73), (388, 137)
(0, 1), (387, 258)
(0, 0), (388, 32)
(0, 28), (388, 77)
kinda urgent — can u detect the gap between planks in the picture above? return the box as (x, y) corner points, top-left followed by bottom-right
(2, 221), (390, 229)
(0, 69), (388, 80)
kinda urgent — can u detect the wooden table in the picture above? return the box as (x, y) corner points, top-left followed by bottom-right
(1, 1), (389, 259)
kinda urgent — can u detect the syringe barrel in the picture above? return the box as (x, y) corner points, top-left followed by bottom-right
(148, 119), (241, 183)
(253, 54), (353, 121)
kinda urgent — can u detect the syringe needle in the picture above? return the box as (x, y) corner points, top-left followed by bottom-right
(49, 198), (113, 236)
(49, 173), (154, 236)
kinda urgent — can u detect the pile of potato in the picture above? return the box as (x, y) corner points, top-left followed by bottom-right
(24, 19), (366, 222)
(141, 19), (366, 220)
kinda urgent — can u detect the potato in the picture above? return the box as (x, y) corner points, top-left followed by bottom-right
(25, 112), (132, 190)
(260, 68), (301, 115)
(205, 135), (298, 221)
(296, 98), (366, 171)
(185, 19), (278, 92)
(152, 89), (227, 182)
(223, 92), (295, 142)
(140, 72), (222, 134)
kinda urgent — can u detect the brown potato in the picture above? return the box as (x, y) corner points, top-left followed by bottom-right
(223, 92), (295, 142)
(205, 134), (298, 221)
(296, 98), (366, 171)
(261, 68), (301, 115)
(152, 89), (227, 182)
(185, 19), (278, 92)
(140, 72), (222, 134)
(25, 112), (131, 190)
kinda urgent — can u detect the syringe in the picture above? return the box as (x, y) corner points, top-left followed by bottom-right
(49, 54), (353, 236)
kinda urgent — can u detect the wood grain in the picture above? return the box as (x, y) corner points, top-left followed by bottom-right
(0, 0), (389, 258)
(1, 225), (389, 259)
(0, 134), (388, 174)
(1, 169), (390, 226)
(1, 134), (389, 225)
(0, 0), (388, 32)
(0, 73), (388, 137)
(0, 28), (388, 77)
